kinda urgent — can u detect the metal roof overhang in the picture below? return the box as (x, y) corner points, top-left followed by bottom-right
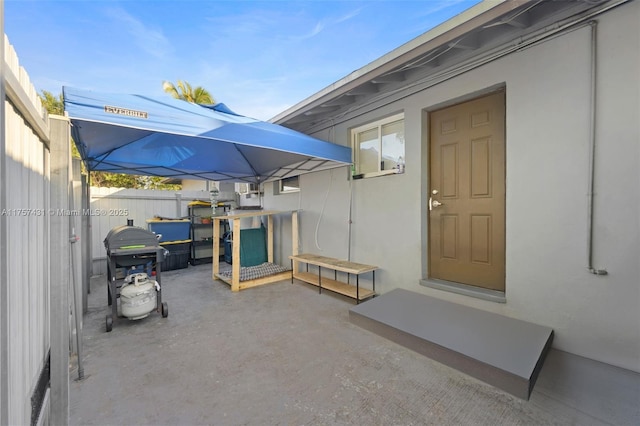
(272, 0), (620, 132)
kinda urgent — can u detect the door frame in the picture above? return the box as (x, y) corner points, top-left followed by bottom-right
(420, 86), (507, 301)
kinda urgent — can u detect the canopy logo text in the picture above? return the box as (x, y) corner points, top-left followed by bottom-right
(104, 105), (148, 119)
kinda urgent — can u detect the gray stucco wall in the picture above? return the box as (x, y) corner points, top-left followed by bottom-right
(265, 1), (639, 373)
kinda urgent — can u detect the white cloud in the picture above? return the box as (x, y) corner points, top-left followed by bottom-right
(104, 7), (173, 59)
(303, 21), (325, 39)
(335, 8), (363, 24)
(294, 7), (362, 41)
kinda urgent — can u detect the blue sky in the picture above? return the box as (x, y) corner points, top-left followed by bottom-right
(5, 0), (480, 120)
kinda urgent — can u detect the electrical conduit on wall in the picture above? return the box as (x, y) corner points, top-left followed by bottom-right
(587, 20), (607, 276)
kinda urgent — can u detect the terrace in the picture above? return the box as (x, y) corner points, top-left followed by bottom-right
(69, 264), (638, 425)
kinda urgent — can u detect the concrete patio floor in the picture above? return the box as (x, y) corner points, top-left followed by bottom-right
(70, 263), (639, 425)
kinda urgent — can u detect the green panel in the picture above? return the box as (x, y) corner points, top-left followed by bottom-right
(240, 226), (267, 267)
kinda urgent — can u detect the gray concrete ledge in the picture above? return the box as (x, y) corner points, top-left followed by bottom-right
(350, 288), (553, 399)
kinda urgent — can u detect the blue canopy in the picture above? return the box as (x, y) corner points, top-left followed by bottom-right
(63, 87), (351, 183)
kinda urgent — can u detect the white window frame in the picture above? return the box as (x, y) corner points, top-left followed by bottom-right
(276, 175), (300, 194)
(351, 112), (405, 179)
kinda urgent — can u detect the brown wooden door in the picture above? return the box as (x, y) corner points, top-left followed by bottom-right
(429, 91), (505, 291)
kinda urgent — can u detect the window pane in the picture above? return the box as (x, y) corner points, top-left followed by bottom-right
(381, 119), (405, 171)
(358, 128), (379, 174)
(281, 176), (299, 192)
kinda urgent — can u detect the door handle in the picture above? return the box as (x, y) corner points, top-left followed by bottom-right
(429, 197), (444, 211)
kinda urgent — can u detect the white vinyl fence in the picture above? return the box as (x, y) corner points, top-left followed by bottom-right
(89, 187), (223, 274)
(2, 35), (52, 426)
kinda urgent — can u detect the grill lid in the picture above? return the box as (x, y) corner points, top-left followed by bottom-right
(104, 225), (161, 250)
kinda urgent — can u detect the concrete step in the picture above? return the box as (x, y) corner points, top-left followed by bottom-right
(349, 288), (554, 399)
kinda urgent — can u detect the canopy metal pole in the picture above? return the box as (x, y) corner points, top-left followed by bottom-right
(348, 167), (354, 263)
(85, 168), (92, 294)
(70, 161), (85, 381)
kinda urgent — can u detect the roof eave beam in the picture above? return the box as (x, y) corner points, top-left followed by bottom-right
(371, 71), (406, 84)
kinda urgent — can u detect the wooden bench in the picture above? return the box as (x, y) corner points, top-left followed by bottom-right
(289, 253), (378, 303)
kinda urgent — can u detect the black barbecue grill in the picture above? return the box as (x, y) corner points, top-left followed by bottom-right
(104, 225), (168, 332)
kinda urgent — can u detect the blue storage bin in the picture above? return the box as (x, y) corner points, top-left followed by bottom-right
(147, 219), (191, 243)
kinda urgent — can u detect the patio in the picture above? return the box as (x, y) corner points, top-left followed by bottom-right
(69, 264), (639, 425)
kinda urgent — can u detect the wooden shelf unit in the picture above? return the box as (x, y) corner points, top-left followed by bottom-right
(289, 253), (377, 303)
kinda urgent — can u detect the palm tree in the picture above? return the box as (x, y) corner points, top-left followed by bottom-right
(162, 80), (214, 104)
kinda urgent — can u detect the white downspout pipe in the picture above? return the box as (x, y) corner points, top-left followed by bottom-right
(586, 20), (607, 276)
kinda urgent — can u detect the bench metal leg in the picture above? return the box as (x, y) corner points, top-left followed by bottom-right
(318, 266), (322, 294)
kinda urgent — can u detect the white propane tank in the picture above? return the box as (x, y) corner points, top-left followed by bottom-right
(120, 273), (157, 320)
